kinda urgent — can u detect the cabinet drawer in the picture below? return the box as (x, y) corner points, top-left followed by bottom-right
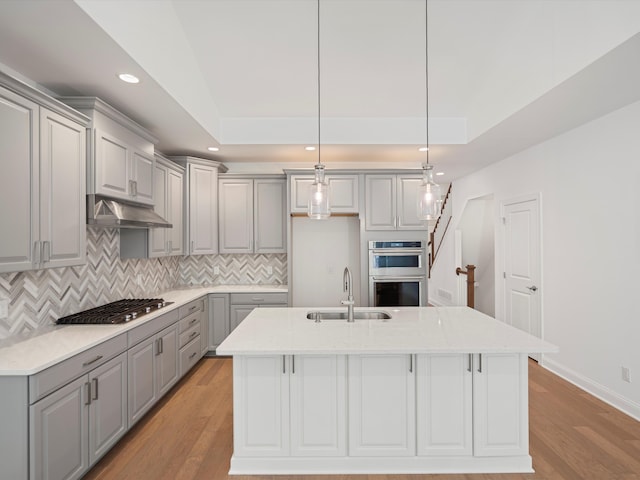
(179, 337), (201, 377)
(179, 297), (205, 318)
(230, 292), (288, 305)
(127, 308), (179, 347)
(179, 310), (201, 333)
(29, 334), (127, 404)
(179, 324), (200, 349)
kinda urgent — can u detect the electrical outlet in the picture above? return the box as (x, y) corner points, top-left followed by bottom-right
(0, 299), (8, 319)
(622, 366), (631, 383)
(213, 266), (220, 275)
(266, 266), (273, 275)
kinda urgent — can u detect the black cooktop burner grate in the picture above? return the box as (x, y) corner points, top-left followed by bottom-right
(56, 298), (170, 325)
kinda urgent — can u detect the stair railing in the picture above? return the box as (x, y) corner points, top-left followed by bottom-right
(429, 184), (452, 276)
(455, 264), (476, 308)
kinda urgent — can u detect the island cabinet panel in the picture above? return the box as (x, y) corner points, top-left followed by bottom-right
(473, 353), (529, 457)
(234, 355), (290, 457)
(416, 354), (473, 456)
(290, 355), (347, 457)
(348, 354), (416, 456)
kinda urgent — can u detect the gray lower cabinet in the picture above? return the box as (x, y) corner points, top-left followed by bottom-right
(229, 293), (288, 333)
(209, 294), (230, 352)
(29, 352), (127, 480)
(128, 323), (179, 426)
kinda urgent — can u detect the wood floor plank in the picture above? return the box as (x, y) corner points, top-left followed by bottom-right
(82, 357), (640, 480)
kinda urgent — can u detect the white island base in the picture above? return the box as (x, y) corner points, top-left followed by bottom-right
(217, 307), (557, 475)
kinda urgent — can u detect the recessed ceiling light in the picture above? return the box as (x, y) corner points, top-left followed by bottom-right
(418, 147), (429, 152)
(305, 146), (316, 151)
(118, 73), (140, 84)
(436, 172), (444, 176)
(207, 147), (219, 152)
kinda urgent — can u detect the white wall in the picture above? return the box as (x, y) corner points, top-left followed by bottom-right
(430, 99), (640, 420)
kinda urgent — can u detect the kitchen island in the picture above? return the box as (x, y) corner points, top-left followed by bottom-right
(216, 306), (557, 475)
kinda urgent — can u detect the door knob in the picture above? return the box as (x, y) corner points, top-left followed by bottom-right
(526, 285), (538, 292)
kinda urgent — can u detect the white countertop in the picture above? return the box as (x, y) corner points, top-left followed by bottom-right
(0, 285), (287, 376)
(216, 306), (558, 355)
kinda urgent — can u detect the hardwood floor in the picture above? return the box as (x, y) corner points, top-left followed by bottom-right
(83, 358), (640, 480)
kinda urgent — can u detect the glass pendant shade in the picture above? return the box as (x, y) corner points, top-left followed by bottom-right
(418, 164), (441, 221)
(308, 163), (330, 219)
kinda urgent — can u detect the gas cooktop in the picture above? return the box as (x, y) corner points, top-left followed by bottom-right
(56, 298), (173, 325)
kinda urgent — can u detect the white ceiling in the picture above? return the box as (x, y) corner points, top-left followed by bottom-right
(0, 0), (639, 181)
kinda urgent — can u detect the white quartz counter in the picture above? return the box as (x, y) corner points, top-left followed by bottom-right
(216, 306), (558, 355)
(0, 285), (287, 376)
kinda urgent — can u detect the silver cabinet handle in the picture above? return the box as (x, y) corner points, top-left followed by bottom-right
(82, 355), (103, 367)
(189, 351), (197, 360)
(129, 179), (136, 196)
(282, 355), (286, 374)
(159, 337), (164, 354)
(85, 382), (92, 406)
(526, 285), (538, 292)
(188, 305), (198, 313)
(251, 297), (265, 302)
(292, 355), (295, 374)
(409, 354), (413, 373)
(34, 241), (41, 264)
(42, 241), (50, 263)
(190, 240), (195, 253)
(92, 378), (99, 400)
(189, 318), (198, 325)
(477, 354), (482, 373)
(190, 331), (198, 339)
(467, 354), (472, 372)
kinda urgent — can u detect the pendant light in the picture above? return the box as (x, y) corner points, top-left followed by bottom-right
(308, 0), (330, 219)
(418, 0), (441, 221)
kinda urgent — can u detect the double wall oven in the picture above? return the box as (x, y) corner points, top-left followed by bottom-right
(369, 240), (427, 307)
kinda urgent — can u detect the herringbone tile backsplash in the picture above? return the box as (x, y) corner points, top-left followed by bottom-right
(0, 228), (287, 340)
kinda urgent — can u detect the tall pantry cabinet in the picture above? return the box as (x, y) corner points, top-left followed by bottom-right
(0, 71), (89, 274)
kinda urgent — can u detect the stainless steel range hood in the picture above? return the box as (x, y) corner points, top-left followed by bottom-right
(87, 194), (172, 228)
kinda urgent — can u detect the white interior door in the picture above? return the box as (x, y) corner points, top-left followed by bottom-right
(503, 197), (541, 360)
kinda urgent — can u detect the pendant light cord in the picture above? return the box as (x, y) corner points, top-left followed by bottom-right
(425, 0), (429, 166)
(317, 0), (322, 167)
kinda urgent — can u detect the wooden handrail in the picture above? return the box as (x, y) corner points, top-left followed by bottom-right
(456, 264), (476, 308)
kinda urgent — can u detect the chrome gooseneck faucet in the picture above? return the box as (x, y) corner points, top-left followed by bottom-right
(341, 267), (355, 322)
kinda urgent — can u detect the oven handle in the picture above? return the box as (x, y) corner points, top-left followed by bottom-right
(371, 276), (425, 282)
(370, 249), (424, 255)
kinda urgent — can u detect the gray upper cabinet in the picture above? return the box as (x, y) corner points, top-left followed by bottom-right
(62, 97), (157, 207)
(219, 176), (286, 254)
(289, 173), (359, 214)
(0, 73), (88, 274)
(172, 156), (227, 256)
(365, 174), (427, 231)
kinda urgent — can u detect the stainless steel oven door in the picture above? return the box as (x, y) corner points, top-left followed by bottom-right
(369, 276), (425, 307)
(368, 248), (426, 277)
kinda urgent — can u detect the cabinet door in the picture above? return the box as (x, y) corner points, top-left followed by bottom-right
(233, 355), (290, 457)
(219, 179), (253, 253)
(254, 179), (286, 253)
(94, 128), (130, 200)
(149, 163), (168, 257)
(416, 354), (472, 456)
(348, 354), (415, 456)
(88, 353), (128, 465)
(39, 108), (87, 269)
(209, 294), (229, 351)
(230, 305), (254, 332)
(131, 150), (154, 205)
(200, 299), (209, 356)
(127, 337), (157, 426)
(0, 86), (39, 273)
(30, 375), (88, 480)
(473, 353), (528, 457)
(290, 174), (359, 214)
(167, 168), (184, 255)
(365, 175), (397, 230)
(188, 163), (218, 255)
(290, 355), (346, 456)
(157, 325), (179, 397)
(397, 176), (428, 230)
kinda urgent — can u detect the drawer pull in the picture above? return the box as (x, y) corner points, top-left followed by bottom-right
(188, 305), (198, 312)
(190, 331), (198, 339)
(189, 352), (197, 360)
(189, 318), (197, 325)
(251, 297), (265, 302)
(82, 355), (103, 367)
(92, 378), (99, 400)
(85, 382), (91, 406)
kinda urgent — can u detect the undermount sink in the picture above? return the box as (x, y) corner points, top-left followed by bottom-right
(306, 310), (392, 321)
